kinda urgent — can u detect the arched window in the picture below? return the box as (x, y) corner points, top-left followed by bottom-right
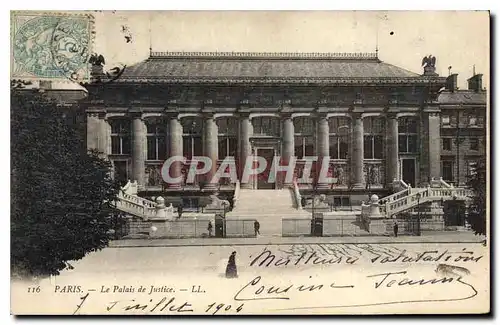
(364, 117), (385, 159)
(110, 119), (130, 155)
(398, 117), (418, 153)
(217, 117), (238, 159)
(146, 119), (167, 161)
(294, 117), (315, 159)
(182, 117), (203, 159)
(252, 116), (280, 137)
(329, 117), (350, 159)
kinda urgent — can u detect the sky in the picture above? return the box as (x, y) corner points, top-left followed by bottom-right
(66, 11), (490, 90)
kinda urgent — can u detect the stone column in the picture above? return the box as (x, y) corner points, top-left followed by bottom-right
(203, 115), (219, 190)
(316, 115), (330, 190)
(427, 111), (441, 182)
(99, 116), (110, 156)
(386, 115), (399, 186)
(239, 115), (252, 189)
(282, 116), (295, 187)
(131, 115), (146, 188)
(352, 114), (364, 189)
(87, 113), (108, 155)
(167, 116), (183, 189)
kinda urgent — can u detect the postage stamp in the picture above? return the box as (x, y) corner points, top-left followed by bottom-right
(10, 11), (490, 316)
(11, 11), (94, 81)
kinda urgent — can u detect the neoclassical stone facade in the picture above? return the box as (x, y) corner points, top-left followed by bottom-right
(83, 51), (453, 201)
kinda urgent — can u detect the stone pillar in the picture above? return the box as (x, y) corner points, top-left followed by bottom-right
(282, 116), (295, 187)
(131, 115), (146, 188)
(87, 113), (108, 155)
(239, 116), (252, 189)
(352, 114), (364, 189)
(99, 117), (110, 156)
(203, 115), (219, 190)
(386, 115), (399, 186)
(427, 112), (441, 182)
(316, 115), (330, 190)
(167, 116), (183, 189)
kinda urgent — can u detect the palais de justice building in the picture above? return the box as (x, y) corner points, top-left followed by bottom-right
(83, 51), (486, 207)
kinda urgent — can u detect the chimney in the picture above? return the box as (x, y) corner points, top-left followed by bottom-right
(445, 73), (458, 92)
(467, 74), (483, 92)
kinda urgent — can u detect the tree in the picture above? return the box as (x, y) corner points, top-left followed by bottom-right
(466, 158), (487, 236)
(11, 89), (121, 278)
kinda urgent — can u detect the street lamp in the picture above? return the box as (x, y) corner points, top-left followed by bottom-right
(416, 192), (422, 236)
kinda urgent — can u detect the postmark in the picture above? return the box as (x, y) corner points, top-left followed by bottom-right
(11, 11), (94, 81)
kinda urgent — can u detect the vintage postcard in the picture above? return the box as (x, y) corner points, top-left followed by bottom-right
(10, 10), (490, 315)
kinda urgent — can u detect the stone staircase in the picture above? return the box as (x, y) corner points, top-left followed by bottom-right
(378, 186), (472, 218)
(226, 188), (311, 236)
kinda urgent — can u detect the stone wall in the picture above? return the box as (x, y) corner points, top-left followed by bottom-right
(282, 218), (312, 237)
(225, 219), (257, 238)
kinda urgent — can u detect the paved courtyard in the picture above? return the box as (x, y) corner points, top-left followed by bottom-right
(111, 231), (485, 247)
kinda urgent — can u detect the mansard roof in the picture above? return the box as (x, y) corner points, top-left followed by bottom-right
(115, 51), (445, 84)
(438, 89), (487, 106)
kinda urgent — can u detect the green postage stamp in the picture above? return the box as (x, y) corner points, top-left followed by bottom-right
(11, 11), (94, 81)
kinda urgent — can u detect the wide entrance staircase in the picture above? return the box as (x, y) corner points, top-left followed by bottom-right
(226, 188), (310, 236)
(113, 178), (472, 237)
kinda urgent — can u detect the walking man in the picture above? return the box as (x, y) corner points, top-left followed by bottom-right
(207, 221), (213, 237)
(254, 220), (260, 236)
(393, 221), (399, 237)
(177, 203), (183, 219)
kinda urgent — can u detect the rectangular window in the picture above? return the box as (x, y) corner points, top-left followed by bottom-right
(147, 136), (166, 160)
(183, 137), (202, 159)
(364, 136), (373, 159)
(469, 116), (477, 126)
(364, 135), (384, 159)
(442, 161), (454, 182)
(364, 117), (385, 159)
(442, 115), (450, 126)
(398, 134), (418, 153)
(146, 122), (167, 161)
(294, 136), (315, 159)
(252, 117), (280, 137)
(470, 138), (479, 151)
(328, 117), (350, 159)
(329, 136), (349, 159)
(110, 119), (130, 155)
(442, 138), (452, 151)
(218, 137), (237, 159)
(373, 135), (384, 159)
(467, 161), (477, 176)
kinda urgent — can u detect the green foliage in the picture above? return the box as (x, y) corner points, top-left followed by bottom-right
(11, 89), (121, 278)
(466, 158), (487, 236)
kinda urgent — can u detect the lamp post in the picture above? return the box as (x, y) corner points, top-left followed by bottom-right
(416, 192), (422, 236)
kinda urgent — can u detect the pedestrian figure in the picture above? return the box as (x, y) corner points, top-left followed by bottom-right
(208, 221), (213, 237)
(254, 220), (260, 236)
(393, 221), (399, 237)
(225, 251), (238, 278)
(177, 204), (183, 219)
